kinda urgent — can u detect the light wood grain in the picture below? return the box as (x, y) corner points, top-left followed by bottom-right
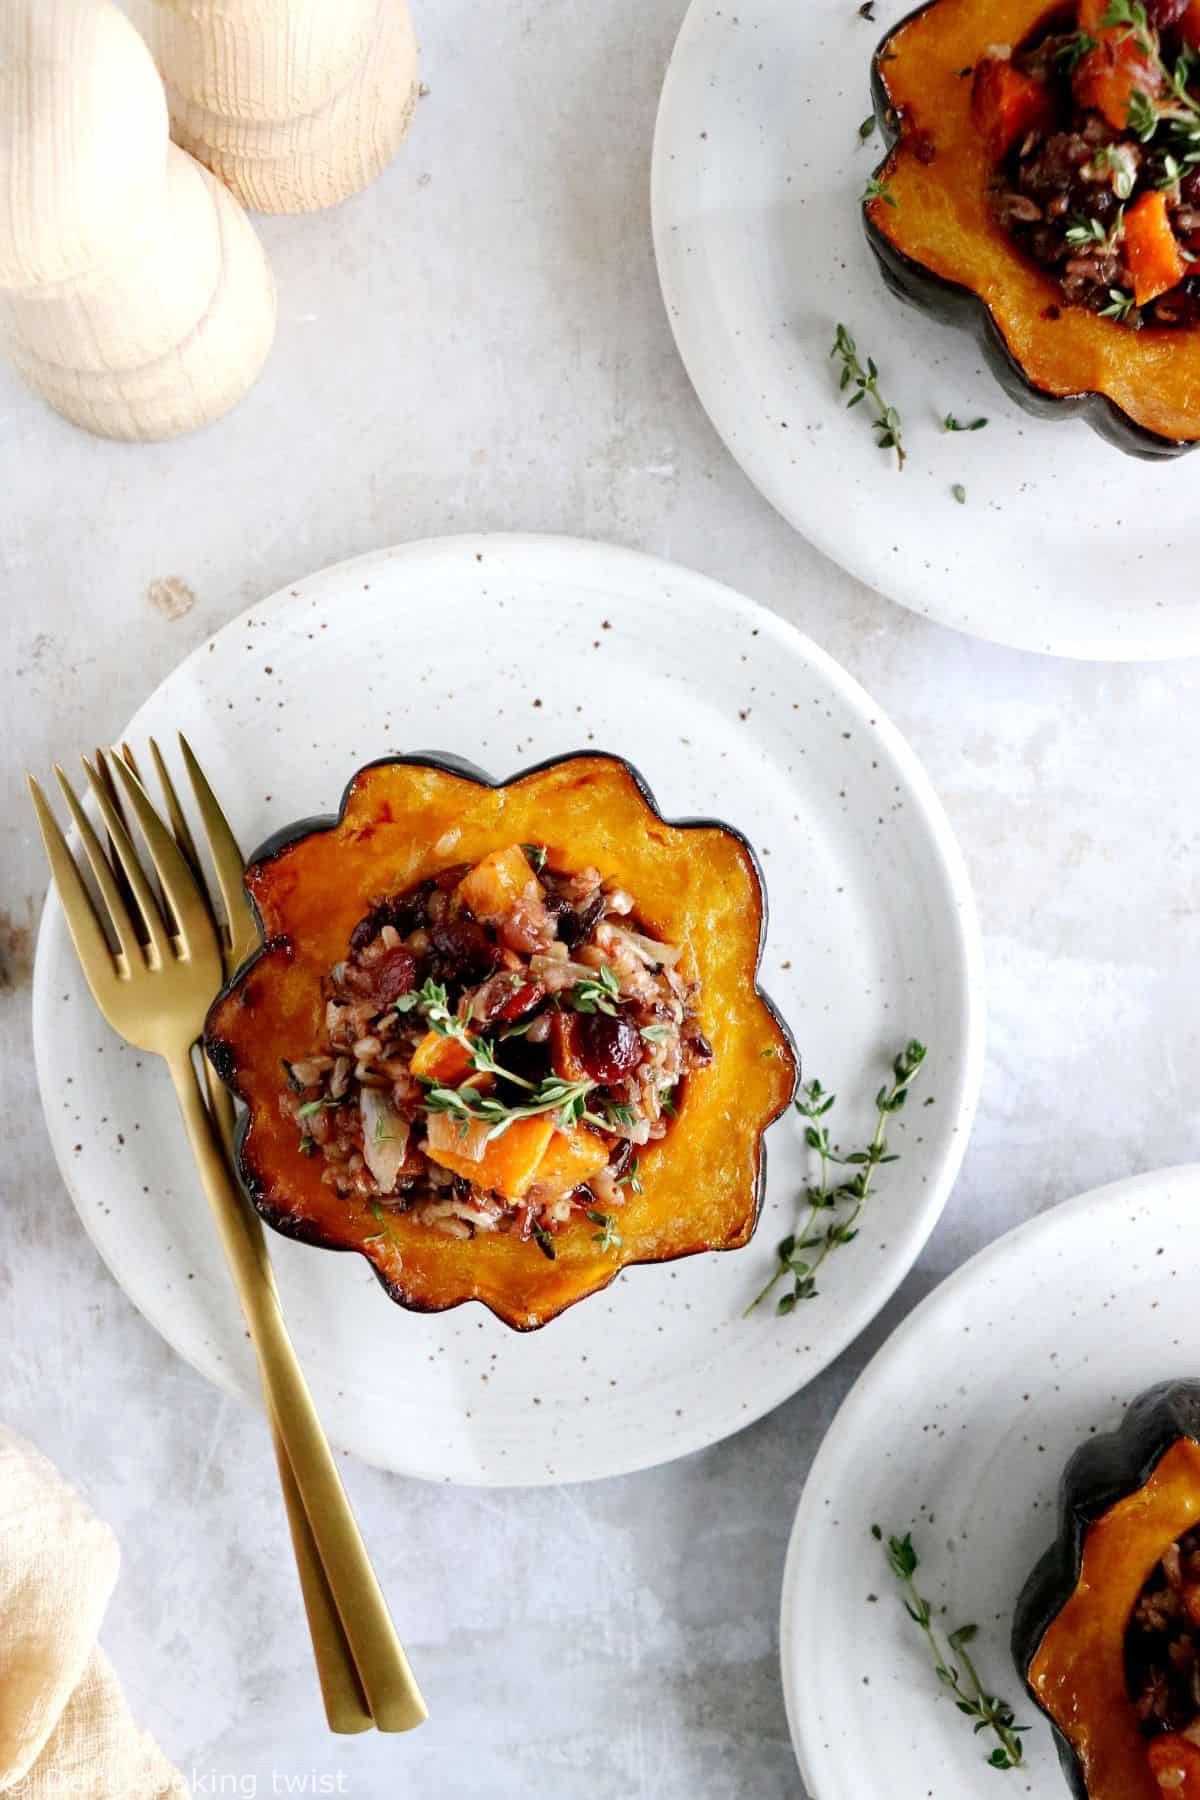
(129, 0), (421, 214)
(0, 0), (275, 441)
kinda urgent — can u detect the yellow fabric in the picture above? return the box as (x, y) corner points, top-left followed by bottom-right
(0, 1430), (182, 1798)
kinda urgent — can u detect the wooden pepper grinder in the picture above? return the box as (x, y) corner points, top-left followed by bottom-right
(128, 0), (421, 213)
(0, 0), (276, 441)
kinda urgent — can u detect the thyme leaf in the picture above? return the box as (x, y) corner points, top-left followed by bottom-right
(862, 173), (897, 208)
(831, 323), (906, 469)
(570, 964), (621, 1015)
(585, 1209), (623, 1253)
(874, 1527), (1029, 1771)
(746, 1039), (927, 1316)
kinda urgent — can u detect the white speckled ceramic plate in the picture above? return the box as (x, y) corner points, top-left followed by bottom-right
(652, 0), (1200, 661)
(781, 1165), (1200, 1797)
(32, 534), (983, 1485)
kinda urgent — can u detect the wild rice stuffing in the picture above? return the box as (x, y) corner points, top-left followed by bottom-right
(278, 843), (712, 1254)
(1126, 1523), (1200, 1744)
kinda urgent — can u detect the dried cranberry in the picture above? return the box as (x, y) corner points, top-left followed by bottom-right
(577, 1012), (642, 1083)
(607, 1138), (633, 1178)
(348, 913), (379, 956)
(348, 882), (435, 952)
(368, 946), (417, 1005)
(1147, 0), (1188, 27)
(494, 980), (546, 1021)
(685, 1029), (714, 1064)
(429, 917), (498, 981)
(558, 892), (605, 950)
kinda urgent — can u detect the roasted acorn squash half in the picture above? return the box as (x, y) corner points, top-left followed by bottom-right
(204, 752), (798, 1332)
(1012, 1379), (1200, 1799)
(866, 0), (1200, 457)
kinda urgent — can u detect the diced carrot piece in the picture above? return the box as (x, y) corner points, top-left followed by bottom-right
(425, 1113), (556, 1200)
(1124, 188), (1187, 304)
(1183, 0), (1200, 50)
(456, 845), (542, 923)
(410, 1029), (474, 1084)
(970, 57), (1051, 156)
(528, 1126), (611, 1203)
(1073, 33), (1163, 131)
(1148, 1735), (1200, 1797)
(550, 1011), (589, 1082)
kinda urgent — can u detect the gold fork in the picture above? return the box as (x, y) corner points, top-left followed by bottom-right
(29, 751), (427, 1735)
(96, 738), (375, 1737)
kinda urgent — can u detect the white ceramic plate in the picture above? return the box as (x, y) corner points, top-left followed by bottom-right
(652, 0), (1200, 661)
(781, 1164), (1200, 1798)
(32, 534), (983, 1485)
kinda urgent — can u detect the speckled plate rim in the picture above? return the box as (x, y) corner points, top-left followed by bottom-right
(31, 533), (986, 1484)
(779, 1163), (1200, 1794)
(651, 0), (1200, 663)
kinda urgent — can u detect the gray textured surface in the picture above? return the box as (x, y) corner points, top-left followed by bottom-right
(2, 2), (1200, 1795)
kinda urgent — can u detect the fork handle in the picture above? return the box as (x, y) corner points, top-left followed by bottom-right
(203, 1062), (372, 1736)
(168, 1051), (427, 1733)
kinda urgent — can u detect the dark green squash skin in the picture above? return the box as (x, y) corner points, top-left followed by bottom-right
(866, 4), (1196, 461)
(204, 749), (800, 1324)
(1011, 1379), (1200, 1797)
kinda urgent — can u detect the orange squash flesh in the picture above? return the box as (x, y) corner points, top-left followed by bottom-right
(970, 57), (1051, 156)
(528, 1126), (612, 1203)
(867, 0), (1200, 448)
(1029, 1438), (1200, 1800)
(410, 1030), (473, 1084)
(1073, 34), (1162, 131)
(205, 754), (797, 1330)
(455, 844), (541, 922)
(424, 1114), (556, 1200)
(1125, 190), (1188, 307)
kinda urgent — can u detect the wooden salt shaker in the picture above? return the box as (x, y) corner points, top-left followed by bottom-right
(0, 0), (276, 441)
(127, 0), (421, 213)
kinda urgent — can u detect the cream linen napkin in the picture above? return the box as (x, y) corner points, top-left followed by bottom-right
(0, 1429), (183, 1799)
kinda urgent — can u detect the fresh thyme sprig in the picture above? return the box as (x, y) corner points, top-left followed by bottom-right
(831, 324), (906, 469)
(586, 1209), (623, 1253)
(943, 413), (988, 432)
(1100, 2), (1200, 140)
(616, 1157), (644, 1196)
(424, 1074), (596, 1141)
(862, 172), (897, 208)
(1099, 285), (1137, 320)
(1055, 28), (1098, 73)
(874, 1528), (1029, 1772)
(1065, 204), (1126, 252)
(363, 1199), (390, 1245)
(400, 974), (543, 1091)
(746, 1039), (927, 1316)
(570, 964), (621, 1015)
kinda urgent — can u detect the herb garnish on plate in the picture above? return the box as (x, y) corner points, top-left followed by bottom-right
(873, 1527), (1030, 1771)
(831, 324), (906, 468)
(747, 1039), (926, 1315)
